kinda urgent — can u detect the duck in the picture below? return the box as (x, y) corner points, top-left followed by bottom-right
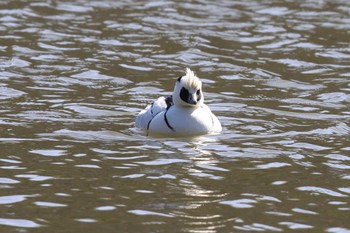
(135, 68), (222, 136)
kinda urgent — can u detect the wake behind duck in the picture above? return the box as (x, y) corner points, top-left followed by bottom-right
(135, 68), (222, 137)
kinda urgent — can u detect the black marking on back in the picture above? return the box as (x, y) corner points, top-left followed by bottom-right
(164, 108), (175, 132)
(180, 87), (189, 103)
(165, 95), (173, 109)
(147, 102), (162, 133)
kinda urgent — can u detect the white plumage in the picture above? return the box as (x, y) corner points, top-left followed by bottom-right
(135, 68), (222, 136)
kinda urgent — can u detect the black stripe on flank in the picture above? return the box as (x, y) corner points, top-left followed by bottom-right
(146, 118), (153, 136)
(147, 118), (153, 131)
(164, 109), (175, 132)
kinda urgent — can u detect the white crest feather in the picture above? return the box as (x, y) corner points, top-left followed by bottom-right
(183, 68), (201, 90)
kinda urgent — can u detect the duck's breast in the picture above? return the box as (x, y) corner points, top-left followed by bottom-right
(149, 107), (211, 135)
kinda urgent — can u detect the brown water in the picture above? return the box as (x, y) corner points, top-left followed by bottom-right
(1, 0), (350, 232)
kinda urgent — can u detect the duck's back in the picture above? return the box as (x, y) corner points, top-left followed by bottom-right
(135, 96), (172, 130)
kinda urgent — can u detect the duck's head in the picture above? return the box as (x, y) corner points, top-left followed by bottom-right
(173, 68), (204, 108)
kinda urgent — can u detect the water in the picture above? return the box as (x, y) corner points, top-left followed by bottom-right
(1, 0), (350, 232)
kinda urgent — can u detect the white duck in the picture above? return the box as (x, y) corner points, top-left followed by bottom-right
(135, 68), (222, 136)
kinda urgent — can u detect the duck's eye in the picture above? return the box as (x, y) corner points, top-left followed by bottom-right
(196, 89), (202, 101)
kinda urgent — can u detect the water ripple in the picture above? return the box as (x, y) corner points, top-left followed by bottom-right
(297, 186), (348, 197)
(0, 218), (42, 228)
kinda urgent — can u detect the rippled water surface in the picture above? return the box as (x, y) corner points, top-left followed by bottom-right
(1, 0), (350, 232)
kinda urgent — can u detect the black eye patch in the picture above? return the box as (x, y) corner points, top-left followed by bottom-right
(180, 87), (189, 103)
(196, 89), (202, 101)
